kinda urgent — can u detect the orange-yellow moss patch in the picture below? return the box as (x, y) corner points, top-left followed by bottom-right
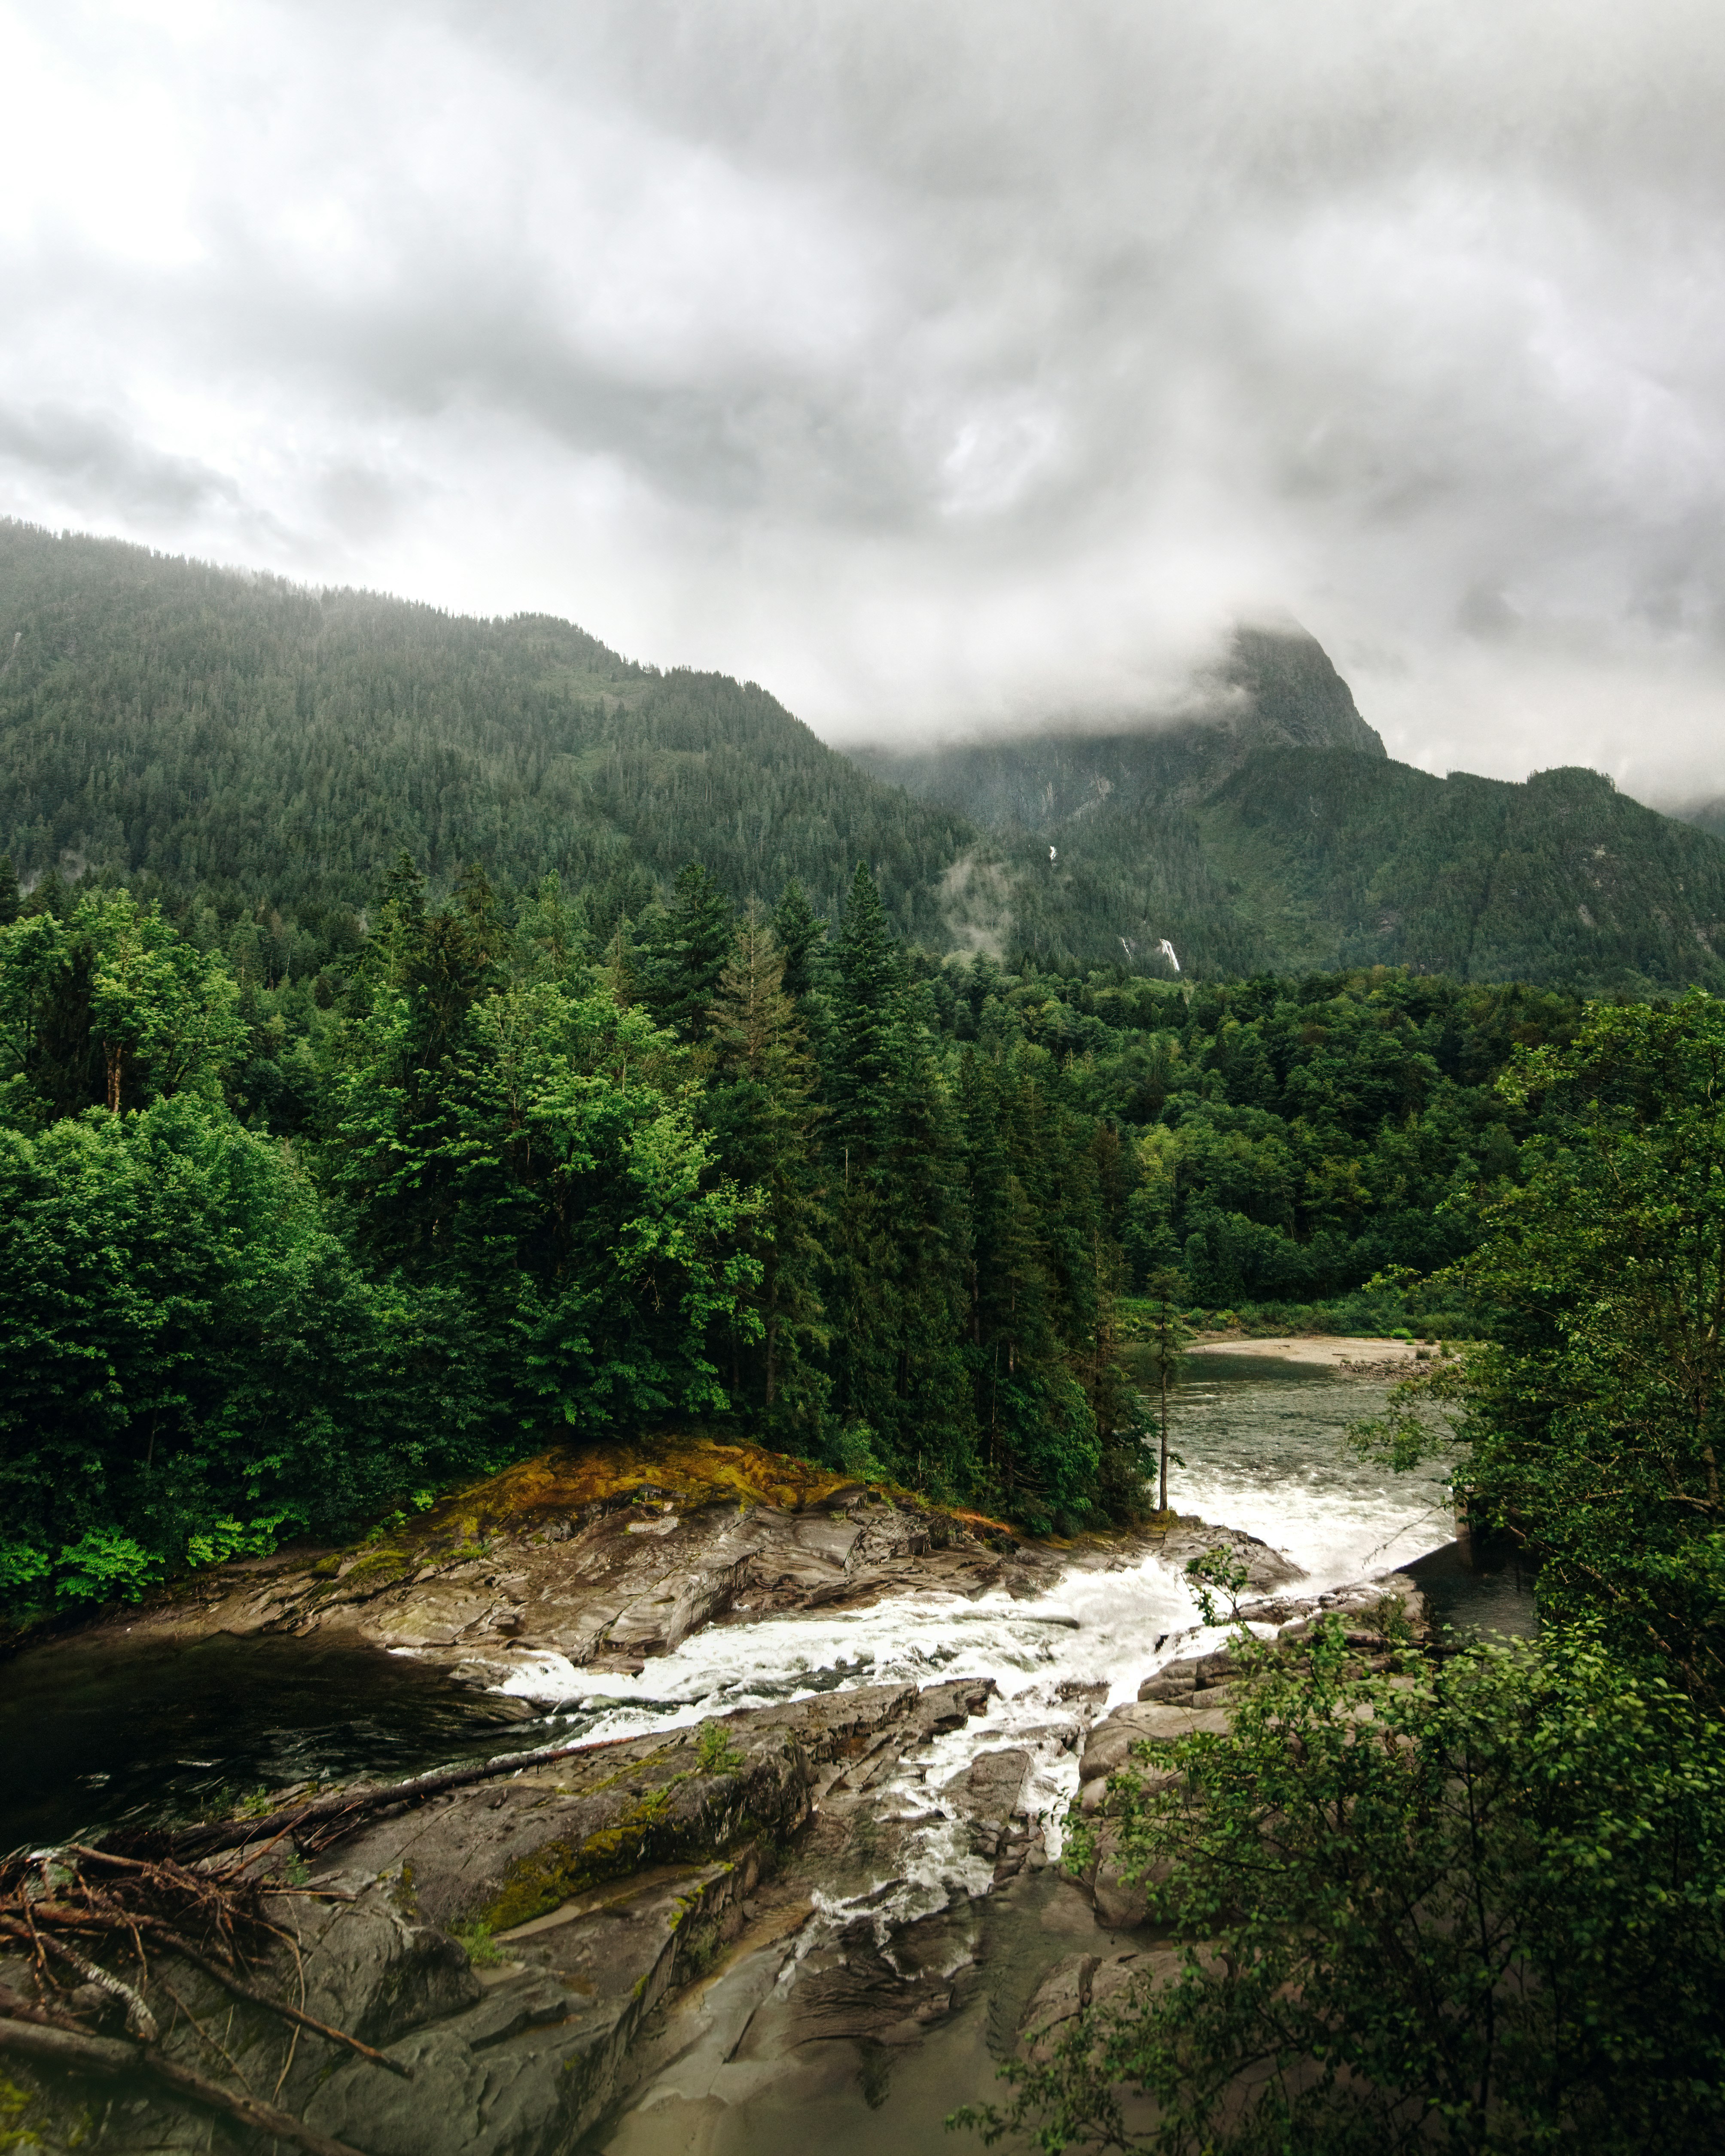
(353, 1431), (1012, 1571)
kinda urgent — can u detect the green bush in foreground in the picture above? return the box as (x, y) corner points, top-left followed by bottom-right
(957, 1620), (1725, 2154)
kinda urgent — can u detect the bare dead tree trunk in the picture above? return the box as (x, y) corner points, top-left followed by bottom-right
(1159, 1358), (1170, 1515)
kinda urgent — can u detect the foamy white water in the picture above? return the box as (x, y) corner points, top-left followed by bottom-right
(485, 1360), (1452, 1888)
(571, 1363), (1457, 2148)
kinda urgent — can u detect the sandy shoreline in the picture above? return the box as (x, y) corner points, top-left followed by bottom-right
(1184, 1334), (1427, 1369)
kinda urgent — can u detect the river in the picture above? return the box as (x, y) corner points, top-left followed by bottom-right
(0, 1349), (1528, 2151)
(570, 1348), (1483, 2152)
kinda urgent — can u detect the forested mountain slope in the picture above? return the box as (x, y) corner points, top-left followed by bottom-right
(861, 627), (1725, 994)
(1198, 749), (1725, 988)
(0, 521), (969, 953)
(5, 520), (1725, 993)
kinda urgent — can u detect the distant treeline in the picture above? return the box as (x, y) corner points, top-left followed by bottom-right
(9, 520), (1725, 997)
(0, 520), (970, 957)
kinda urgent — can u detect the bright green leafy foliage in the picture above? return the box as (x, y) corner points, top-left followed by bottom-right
(322, 859), (761, 1436)
(0, 839), (1632, 1611)
(0, 1095), (431, 1602)
(964, 1623), (1725, 2154)
(0, 888), (244, 1124)
(1439, 992), (1725, 1705)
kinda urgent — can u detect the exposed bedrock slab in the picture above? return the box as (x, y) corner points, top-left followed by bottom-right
(334, 1679), (992, 1934)
(83, 1436), (1303, 1689)
(0, 1679), (1009, 2156)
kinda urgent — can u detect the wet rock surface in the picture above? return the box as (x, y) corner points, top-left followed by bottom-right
(75, 1438), (1302, 1693)
(0, 1678), (1024, 2155)
(0, 1435), (1364, 2156)
(1068, 1569), (1429, 1917)
(0, 1560), (1425, 2156)
(331, 1678), (994, 1935)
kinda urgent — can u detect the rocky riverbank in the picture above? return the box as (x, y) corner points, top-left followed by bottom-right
(2, 1431), (1399, 2155)
(61, 1433), (1302, 1683)
(0, 1562), (1426, 2156)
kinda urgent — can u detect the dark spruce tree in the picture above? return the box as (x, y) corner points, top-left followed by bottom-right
(637, 862), (735, 1043)
(703, 905), (830, 1442)
(770, 878), (824, 1004)
(820, 863), (976, 1494)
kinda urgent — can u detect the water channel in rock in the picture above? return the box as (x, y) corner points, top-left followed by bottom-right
(572, 1348), (1504, 2153)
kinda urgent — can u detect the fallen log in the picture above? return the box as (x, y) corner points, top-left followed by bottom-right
(0, 2015), (373, 2156)
(156, 1727), (647, 1859)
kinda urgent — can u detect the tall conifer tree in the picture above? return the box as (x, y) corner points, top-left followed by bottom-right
(771, 879), (823, 1003)
(705, 905), (829, 1437)
(822, 864), (975, 1489)
(637, 862), (734, 1042)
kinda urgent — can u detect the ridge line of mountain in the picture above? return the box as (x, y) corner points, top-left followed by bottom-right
(1, 517), (1722, 993)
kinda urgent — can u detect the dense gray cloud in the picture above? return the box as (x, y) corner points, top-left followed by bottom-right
(3, 0), (1724, 801)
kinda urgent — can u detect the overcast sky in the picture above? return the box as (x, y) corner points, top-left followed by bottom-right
(3, 1), (1724, 801)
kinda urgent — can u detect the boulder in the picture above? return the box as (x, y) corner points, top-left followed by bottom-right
(1017, 1949), (1159, 2061)
(1091, 1825), (1171, 1930)
(1079, 1702), (1232, 1783)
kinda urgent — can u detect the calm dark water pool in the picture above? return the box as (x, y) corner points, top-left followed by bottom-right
(1406, 1530), (1538, 1641)
(0, 1630), (555, 1853)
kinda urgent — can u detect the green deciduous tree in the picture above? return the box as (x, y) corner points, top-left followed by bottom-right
(0, 1096), (434, 1607)
(325, 904), (761, 1434)
(963, 1623), (1725, 2154)
(1455, 992), (1725, 1704)
(0, 892), (244, 1126)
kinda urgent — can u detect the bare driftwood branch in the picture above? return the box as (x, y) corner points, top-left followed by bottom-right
(133, 1919), (412, 2079)
(162, 1727), (643, 1859)
(2, 1922), (158, 2042)
(0, 2016), (374, 2156)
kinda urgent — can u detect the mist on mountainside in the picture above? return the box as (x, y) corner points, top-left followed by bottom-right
(3, 518), (1725, 997)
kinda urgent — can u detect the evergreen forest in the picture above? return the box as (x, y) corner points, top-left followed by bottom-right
(0, 835), (1585, 1615)
(4, 521), (1725, 2144)
(6, 520), (1725, 995)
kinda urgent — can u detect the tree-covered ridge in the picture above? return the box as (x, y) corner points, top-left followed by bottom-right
(856, 621), (1384, 833)
(11, 517), (1725, 996)
(0, 520), (970, 957)
(1199, 748), (1725, 989)
(865, 647), (1725, 993)
(895, 743), (1725, 992)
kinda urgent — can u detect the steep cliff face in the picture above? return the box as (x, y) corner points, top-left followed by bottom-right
(854, 624), (1384, 834)
(1223, 624), (1385, 758)
(852, 627), (1725, 991)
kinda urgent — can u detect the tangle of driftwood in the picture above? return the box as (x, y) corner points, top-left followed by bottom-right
(0, 2010), (370, 2156)
(0, 1722), (649, 2147)
(0, 1843), (400, 2155)
(149, 1725), (642, 1861)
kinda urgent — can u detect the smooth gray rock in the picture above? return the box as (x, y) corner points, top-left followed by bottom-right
(1079, 1702), (1232, 1783)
